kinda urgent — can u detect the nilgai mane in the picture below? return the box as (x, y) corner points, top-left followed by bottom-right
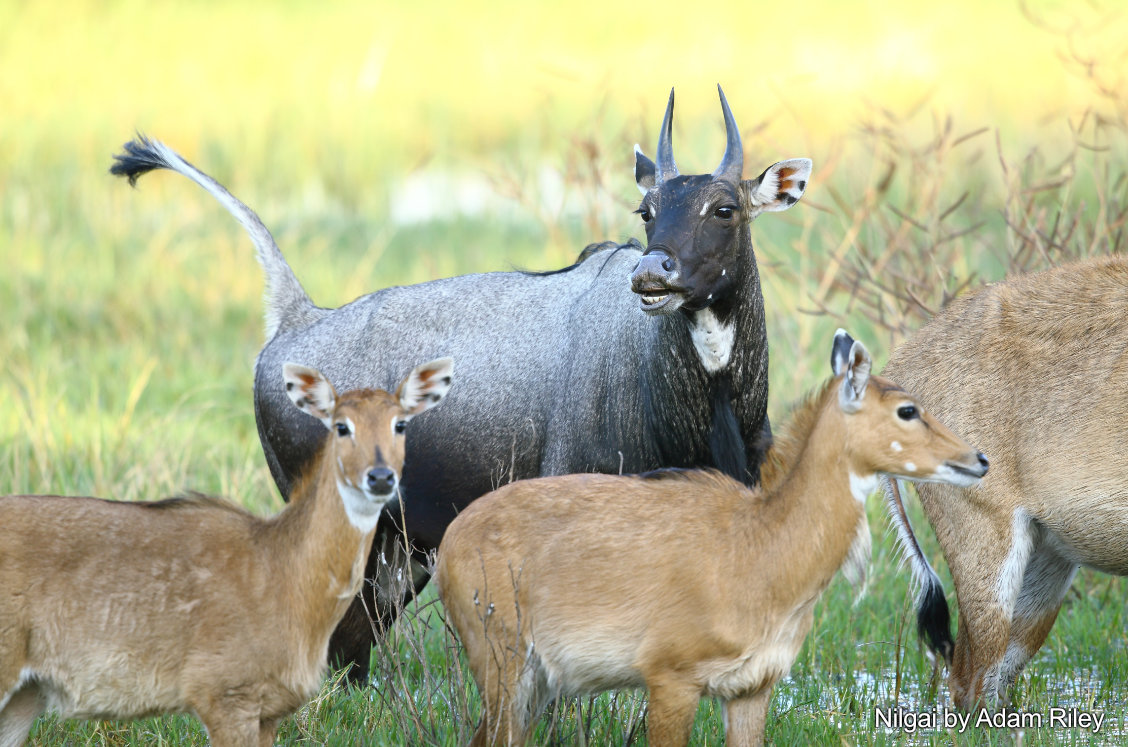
(0, 358), (451, 747)
(436, 330), (988, 747)
(882, 255), (1128, 710)
(110, 86), (812, 676)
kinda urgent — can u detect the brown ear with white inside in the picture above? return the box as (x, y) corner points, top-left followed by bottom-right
(396, 357), (454, 418)
(283, 363), (338, 428)
(742, 158), (812, 219)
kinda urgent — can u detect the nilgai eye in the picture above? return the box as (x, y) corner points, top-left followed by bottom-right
(394, 420), (408, 434)
(714, 206), (735, 220)
(335, 422), (351, 437)
(897, 405), (919, 421)
(638, 208), (652, 223)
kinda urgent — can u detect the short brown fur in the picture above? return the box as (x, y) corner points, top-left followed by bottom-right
(0, 359), (451, 746)
(883, 254), (1128, 710)
(436, 336), (984, 746)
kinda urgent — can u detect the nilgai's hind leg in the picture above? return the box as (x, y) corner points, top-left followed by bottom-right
(995, 536), (1077, 701)
(644, 678), (700, 747)
(723, 687), (772, 747)
(0, 685), (45, 747)
(939, 503), (1034, 710)
(468, 649), (551, 747)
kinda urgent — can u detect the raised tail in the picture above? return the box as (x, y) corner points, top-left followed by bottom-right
(111, 134), (322, 339)
(882, 478), (954, 663)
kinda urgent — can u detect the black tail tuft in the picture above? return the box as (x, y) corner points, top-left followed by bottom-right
(109, 134), (170, 186)
(917, 577), (954, 664)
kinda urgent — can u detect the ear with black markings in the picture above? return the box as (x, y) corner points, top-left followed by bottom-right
(283, 363), (338, 428)
(838, 340), (872, 414)
(742, 158), (812, 219)
(831, 328), (856, 376)
(397, 357), (454, 417)
(635, 145), (657, 196)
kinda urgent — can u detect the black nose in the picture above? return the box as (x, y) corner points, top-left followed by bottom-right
(662, 256), (675, 272)
(366, 467), (397, 496)
(977, 452), (989, 472)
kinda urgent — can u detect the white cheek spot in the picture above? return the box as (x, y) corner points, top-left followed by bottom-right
(849, 472), (878, 504)
(891, 441), (903, 453)
(904, 462), (916, 473)
(721, 268), (726, 277)
(700, 202), (711, 217)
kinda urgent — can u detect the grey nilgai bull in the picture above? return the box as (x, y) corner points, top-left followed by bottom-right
(111, 86), (812, 679)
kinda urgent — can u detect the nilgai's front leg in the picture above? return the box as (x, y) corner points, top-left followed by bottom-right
(197, 704), (267, 747)
(644, 678), (700, 747)
(995, 539), (1077, 698)
(724, 687), (772, 747)
(0, 686), (44, 747)
(935, 498), (1033, 710)
(330, 509), (425, 683)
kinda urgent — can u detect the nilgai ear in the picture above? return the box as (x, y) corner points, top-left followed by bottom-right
(397, 357), (454, 417)
(283, 363), (338, 428)
(635, 145), (657, 196)
(838, 340), (872, 413)
(742, 158), (812, 219)
(831, 328), (857, 376)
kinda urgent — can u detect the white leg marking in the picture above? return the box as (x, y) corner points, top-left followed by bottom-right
(690, 308), (735, 373)
(996, 509), (1033, 617)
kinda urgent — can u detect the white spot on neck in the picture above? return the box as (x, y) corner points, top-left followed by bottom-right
(849, 472), (878, 504)
(891, 441), (903, 453)
(904, 462), (917, 473)
(337, 479), (386, 533)
(690, 308), (735, 373)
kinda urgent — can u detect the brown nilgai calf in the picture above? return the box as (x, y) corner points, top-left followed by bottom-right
(436, 331), (987, 746)
(0, 357), (452, 746)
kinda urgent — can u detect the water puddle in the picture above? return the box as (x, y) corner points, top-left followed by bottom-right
(776, 667), (1125, 743)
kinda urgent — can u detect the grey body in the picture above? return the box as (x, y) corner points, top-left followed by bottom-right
(254, 242), (771, 550)
(111, 87), (811, 676)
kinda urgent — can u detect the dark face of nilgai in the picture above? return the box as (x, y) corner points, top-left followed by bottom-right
(630, 173), (746, 316)
(629, 86), (749, 318)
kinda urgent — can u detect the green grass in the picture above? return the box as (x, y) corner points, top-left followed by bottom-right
(5, 0), (1128, 744)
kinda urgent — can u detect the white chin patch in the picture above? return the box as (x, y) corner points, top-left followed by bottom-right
(933, 463), (983, 488)
(690, 308), (734, 373)
(337, 479), (387, 533)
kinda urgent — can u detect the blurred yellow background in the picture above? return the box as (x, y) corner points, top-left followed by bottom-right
(3, 1), (1122, 164)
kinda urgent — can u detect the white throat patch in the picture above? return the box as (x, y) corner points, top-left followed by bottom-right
(849, 473), (878, 505)
(337, 479), (387, 534)
(690, 308), (735, 373)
